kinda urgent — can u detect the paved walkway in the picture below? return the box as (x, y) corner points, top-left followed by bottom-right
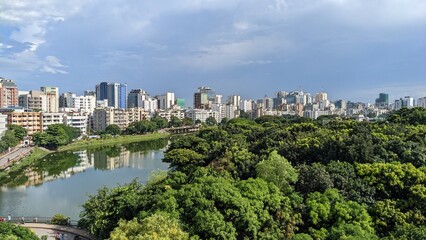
(22, 223), (96, 240)
(0, 146), (33, 170)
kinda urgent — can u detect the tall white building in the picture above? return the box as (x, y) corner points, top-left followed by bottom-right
(71, 95), (96, 113)
(240, 99), (253, 112)
(227, 95), (241, 109)
(157, 92), (175, 110)
(40, 87), (59, 113)
(143, 98), (159, 112)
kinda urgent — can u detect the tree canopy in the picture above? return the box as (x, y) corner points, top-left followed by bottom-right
(79, 108), (426, 239)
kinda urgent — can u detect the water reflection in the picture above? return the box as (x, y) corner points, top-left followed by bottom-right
(7, 138), (169, 187)
(0, 139), (169, 219)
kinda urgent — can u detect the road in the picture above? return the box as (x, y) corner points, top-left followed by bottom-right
(0, 146), (34, 169)
(23, 223), (94, 240)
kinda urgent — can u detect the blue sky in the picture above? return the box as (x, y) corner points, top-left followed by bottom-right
(1, 0), (425, 104)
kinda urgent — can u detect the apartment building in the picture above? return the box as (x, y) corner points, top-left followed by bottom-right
(7, 112), (42, 135)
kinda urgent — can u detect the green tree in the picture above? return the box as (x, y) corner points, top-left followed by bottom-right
(126, 120), (155, 134)
(0, 130), (19, 151)
(256, 150), (298, 193)
(163, 149), (205, 173)
(8, 124), (27, 140)
(33, 124), (80, 149)
(169, 116), (183, 128)
(304, 189), (377, 239)
(388, 107), (426, 125)
(326, 161), (376, 205)
(296, 163), (334, 195)
(239, 110), (250, 119)
(110, 213), (189, 240)
(105, 124), (121, 135)
(182, 117), (194, 126)
(0, 222), (39, 240)
(79, 179), (145, 239)
(205, 116), (217, 126)
(383, 225), (426, 240)
(151, 116), (168, 129)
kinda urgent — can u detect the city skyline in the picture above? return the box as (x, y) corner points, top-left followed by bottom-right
(6, 77), (426, 106)
(0, 1), (425, 104)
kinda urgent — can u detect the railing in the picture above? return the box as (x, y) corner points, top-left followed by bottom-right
(0, 216), (79, 227)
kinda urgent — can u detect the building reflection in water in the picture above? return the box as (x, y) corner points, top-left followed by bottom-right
(23, 145), (166, 187)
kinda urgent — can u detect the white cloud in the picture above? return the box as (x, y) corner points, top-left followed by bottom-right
(178, 37), (287, 70)
(41, 55), (67, 74)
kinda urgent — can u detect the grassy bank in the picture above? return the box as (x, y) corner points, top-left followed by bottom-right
(58, 132), (170, 152)
(0, 147), (50, 186)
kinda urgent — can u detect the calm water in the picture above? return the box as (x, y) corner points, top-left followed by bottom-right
(0, 139), (169, 220)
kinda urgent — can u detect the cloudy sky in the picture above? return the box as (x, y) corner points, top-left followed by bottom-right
(1, 0), (425, 104)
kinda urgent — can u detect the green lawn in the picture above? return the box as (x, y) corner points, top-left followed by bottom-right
(58, 132), (170, 152)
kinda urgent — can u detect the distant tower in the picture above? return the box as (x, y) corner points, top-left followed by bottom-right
(0, 77), (19, 108)
(375, 93), (389, 107)
(95, 82), (127, 108)
(40, 86), (59, 112)
(194, 87), (215, 109)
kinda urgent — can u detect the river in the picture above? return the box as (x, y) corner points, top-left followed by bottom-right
(0, 139), (169, 220)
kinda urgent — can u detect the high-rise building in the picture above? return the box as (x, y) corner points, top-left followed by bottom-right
(263, 97), (274, 110)
(314, 92), (328, 103)
(118, 84), (127, 109)
(176, 98), (185, 109)
(71, 95), (96, 113)
(394, 96), (415, 110)
(418, 97), (426, 108)
(127, 89), (148, 108)
(335, 100), (347, 110)
(227, 95), (241, 109)
(59, 92), (76, 108)
(19, 90), (47, 111)
(157, 92), (175, 110)
(40, 86), (59, 112)
(194, 87), (215, 109)
(95, 82), (127, 108)
(375, 93), (389, 107)
(0, 77), (19, 108)
(95, 82), (109, 101)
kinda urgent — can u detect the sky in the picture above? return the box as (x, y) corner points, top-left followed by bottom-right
(0, 0), (426, 105)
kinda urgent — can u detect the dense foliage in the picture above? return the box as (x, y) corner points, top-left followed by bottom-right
(32, 124), (80, 149)
(0, 124), (27, 153)
(0, 222), (39, 240)
(79, 108), (426, 239)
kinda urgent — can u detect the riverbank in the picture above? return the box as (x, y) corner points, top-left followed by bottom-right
(57, 132), (170, 152)
(0, 147), (50, 186)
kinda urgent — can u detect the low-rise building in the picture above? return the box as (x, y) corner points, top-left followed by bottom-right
(7, 111), (42, 135)
(185, 109), (220, 123)
(92, 107), (149, 131)
(64, 112), (89, 135)
(156, 109), (185, 121)
(42, 112), (65, 131)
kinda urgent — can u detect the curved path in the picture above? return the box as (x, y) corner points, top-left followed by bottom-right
(23, 223), (96, 240)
